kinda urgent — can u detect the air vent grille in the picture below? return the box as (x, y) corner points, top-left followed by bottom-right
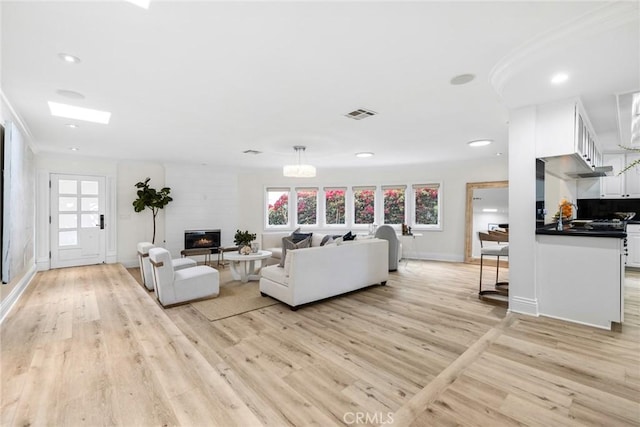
(345, 108), (377, 120)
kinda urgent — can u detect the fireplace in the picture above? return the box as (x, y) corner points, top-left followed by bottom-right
(184, 229), (221, 250)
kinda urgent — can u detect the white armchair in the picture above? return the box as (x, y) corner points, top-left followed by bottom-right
(137, 242), (197, 291)
(148, 247), (220, 307)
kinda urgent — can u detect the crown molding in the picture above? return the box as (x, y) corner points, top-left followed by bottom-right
(489, 2), (639, 99)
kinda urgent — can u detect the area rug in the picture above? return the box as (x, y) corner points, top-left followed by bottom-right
(126, 266), (279, 321)
(191, 281), (279, 321)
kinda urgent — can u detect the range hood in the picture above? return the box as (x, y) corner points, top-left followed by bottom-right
(541, 154), (614, 180)
(566, 165), (613, 179)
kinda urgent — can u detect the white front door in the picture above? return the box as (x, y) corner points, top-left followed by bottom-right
(50, 174), (106, 268)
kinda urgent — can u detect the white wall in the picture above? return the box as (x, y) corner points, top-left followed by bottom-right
(0, 94), (37, 319)
(1, 117), (36, 296)
(164, 163), (239, 259)
(508, 106), (538, 316)
(238, 157), (508, 262)
(117, 162), (166, 266)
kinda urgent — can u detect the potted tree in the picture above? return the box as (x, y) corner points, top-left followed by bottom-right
(132, 177), (173, 244)
(234, 229), (256, 254)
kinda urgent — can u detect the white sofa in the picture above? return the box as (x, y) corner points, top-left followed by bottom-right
(259, 238), (389, 309)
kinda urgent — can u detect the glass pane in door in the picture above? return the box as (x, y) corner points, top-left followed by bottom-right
(81, 198), (99, 211)
(59, 180), (77, 194)
(59, 197), (77, 211)
(59, 214), (77, 229)
(81, 181), (99, 195)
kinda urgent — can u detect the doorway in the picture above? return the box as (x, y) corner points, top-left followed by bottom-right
(50, 174), (106, 268)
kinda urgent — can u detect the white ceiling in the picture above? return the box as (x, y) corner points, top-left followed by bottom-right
(2, 1), (638, 171)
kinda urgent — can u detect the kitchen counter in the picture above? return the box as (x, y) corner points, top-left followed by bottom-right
(536, 232), (625, 330)
(536, 226), (626, 238)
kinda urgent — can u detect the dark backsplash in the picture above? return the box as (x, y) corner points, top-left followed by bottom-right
(577, 198), (640, 220)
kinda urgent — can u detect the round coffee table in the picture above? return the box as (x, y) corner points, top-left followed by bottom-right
(224, 250), (272, 283)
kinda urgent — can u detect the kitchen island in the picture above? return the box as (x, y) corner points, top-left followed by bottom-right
(536, 225), (626, 330)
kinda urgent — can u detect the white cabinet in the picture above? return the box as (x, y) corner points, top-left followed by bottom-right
(627, 223), (640, 268)
(536, 98), (602, 178)
(601, 153), (640, 198)
(536, 234), (624, 329)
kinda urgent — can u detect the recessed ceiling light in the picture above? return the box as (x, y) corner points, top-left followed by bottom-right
(551, 72), (569, 84)
(450, 74), (475, 85)
(69, 147), (79, 151)
(65, 123), (79, 129)
(468, 139), (493, 147)
(355, 152), (374, 158)
(48, 102), (111, 124)
(126, 0), (150, 9)
(483, 208), (498, 213)
(58, 53), (81, 64)
(56, 89), (85, 100)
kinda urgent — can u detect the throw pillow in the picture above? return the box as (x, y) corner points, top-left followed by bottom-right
(320, 235), (333, 246)
(291, 232), (313, 243)
(343, 231), (356, 241)
(279, 236), (311, 267)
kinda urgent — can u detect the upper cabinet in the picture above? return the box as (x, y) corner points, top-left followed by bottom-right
(601, 153), (640, 198)
(535, 98), (602, 179)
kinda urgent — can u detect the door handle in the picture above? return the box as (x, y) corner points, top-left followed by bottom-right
(100, 214), (105, 230)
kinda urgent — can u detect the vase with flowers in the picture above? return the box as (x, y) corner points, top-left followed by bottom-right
(553, 198), (576, 230)
(234, 229), (257, 255)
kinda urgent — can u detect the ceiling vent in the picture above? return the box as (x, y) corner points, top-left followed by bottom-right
(242, 149), (262, 155)
(345, 108), (377, 120)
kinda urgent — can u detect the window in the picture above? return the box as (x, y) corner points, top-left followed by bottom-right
(353, 186), (376, 225)
(324, 187), (346, 225)
(296, 188), (318, 226)
(265, 182), (443, 231)
(383, 185), (406, 224)
(413, 183), (440, 227)
(266, 188), (289, 227)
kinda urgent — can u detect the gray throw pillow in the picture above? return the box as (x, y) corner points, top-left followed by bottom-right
(279, 236), (311, 267)
(320, 235), (334, 246)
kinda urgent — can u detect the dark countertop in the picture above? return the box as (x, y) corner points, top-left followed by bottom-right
(536, 225), (626, 238)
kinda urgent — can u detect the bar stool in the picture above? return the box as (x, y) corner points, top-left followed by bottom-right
(478, 231), (509, 299)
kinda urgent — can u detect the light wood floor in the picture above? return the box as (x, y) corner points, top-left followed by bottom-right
(1, 260), (639, 426)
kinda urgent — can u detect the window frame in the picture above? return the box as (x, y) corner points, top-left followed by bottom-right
(265, 187), (291, 229)
(263, 182), (444, 232)
(294, 187), (319, 228)
(381, 184), (407, 226)
(410, 182), (443, 231)
(323, 187), (347, 228)
(351, 186), (377, 229)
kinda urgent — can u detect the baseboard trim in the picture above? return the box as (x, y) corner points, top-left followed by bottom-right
(402, 252), (464, 263)
(0, 264), (37, 324)
(508, 296), (538, 317)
